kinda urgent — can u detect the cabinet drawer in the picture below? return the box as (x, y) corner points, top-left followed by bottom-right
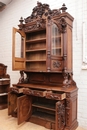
(23, 88), (46, 97)
(9, 87), (24, 93)
(46, 91), (66, 100)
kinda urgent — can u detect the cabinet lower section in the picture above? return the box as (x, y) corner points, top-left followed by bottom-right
(8, 85), (78, 130)
(0, 94), (8, 109)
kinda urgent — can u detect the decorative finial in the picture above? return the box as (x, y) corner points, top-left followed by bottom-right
(19, 17), (24, 24)
(61, 3), (67, 12)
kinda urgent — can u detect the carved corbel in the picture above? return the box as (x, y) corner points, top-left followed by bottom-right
(63, 72), (72, 88)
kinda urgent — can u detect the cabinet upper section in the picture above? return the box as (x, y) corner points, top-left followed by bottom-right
(12, 2), (74, 73)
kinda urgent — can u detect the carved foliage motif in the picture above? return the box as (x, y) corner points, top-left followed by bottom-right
(24, 19), (46, 32)
(55, 17), (67, 33)
(63, 72), (72, 88)
(53, 61), (61, 68)
(56, 101), (65, 130)
(65, 99), (71, 125)
(19, 2), (67, 32)
(58, 17), (67, 33)
(24, 1), (61, 23)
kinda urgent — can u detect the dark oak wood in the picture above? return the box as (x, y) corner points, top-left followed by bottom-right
(0, 63), (10, 110)
(8, 2), (78, 130)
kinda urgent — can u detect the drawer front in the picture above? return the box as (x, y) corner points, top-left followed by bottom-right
(9, 87), (23, 93)
(23, 88), (46, 97)
(46, 92), (66, 100)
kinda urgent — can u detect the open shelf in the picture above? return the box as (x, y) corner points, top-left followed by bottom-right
(32, 102), (55, 111)
(26, 61), (46, 71)
(25, 29), (46, 71)
(32, 111), (55, 123)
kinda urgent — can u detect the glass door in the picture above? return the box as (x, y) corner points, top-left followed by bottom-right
(50, 21), (63, 72)
(51, 22), (63, 56)
(12, 27), (26, 70)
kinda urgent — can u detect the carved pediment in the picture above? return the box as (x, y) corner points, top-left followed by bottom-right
(24, 1), (61, 23)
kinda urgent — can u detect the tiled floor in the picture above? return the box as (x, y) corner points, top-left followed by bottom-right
(0, 109), (86, 130)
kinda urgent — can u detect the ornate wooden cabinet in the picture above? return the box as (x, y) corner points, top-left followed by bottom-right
(0, 63), (10, 109)
(8, 2), (78, 130)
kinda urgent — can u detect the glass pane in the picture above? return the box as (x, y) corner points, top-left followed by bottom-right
(15, 32), (24, 58)
(51, 23), (62, 56)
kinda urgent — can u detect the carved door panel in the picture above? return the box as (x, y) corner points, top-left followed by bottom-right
(12, 27), (26, 70)
(17, 95), (32, 125)
(8, 92), (17, 116)
(55, 101), (65, 130)
(50, 20), (63, 72)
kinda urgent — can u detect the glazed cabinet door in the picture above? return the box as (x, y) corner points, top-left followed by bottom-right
(12, 27), (26, 70)
(17, 95), (32, 125)
(47, 20), (63, 72)
(50, 20), (63, 72)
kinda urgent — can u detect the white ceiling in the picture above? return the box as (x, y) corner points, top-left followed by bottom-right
(0, 0), (12, 4)
(0, 0), (12, 11)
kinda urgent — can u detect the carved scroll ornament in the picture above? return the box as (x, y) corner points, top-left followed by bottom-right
(24, 18), (46, 32)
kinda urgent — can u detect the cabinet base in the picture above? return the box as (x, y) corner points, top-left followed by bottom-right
(29, 116), (78, 130)
(29, 116), (55, 129)
(64, 121), (78, 130)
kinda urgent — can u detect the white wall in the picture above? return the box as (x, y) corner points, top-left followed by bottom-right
(0, 0), (87, 129)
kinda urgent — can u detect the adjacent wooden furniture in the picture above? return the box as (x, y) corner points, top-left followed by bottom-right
(0, 63), (10, 109)
(8, 2), (78, 130)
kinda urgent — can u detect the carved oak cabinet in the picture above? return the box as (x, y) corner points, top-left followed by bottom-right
(8, 2), (78, 130)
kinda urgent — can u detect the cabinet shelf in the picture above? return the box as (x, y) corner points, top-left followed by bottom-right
(32, 102), (55, 111)
(26, 59), (46, 62)
(26, 48), (46, 52)
(26, 38), (46, 43)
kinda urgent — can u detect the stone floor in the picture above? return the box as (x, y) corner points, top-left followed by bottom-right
(0, 109), (86, 130)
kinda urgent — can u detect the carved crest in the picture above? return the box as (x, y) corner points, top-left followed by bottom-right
(24, 1), (61, 23)
(19, 2), (67, 32)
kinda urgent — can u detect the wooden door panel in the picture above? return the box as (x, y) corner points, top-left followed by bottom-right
(8, 92), (17, 116)
(17, 95), (32, 125)
(12, 27), (26, 70)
